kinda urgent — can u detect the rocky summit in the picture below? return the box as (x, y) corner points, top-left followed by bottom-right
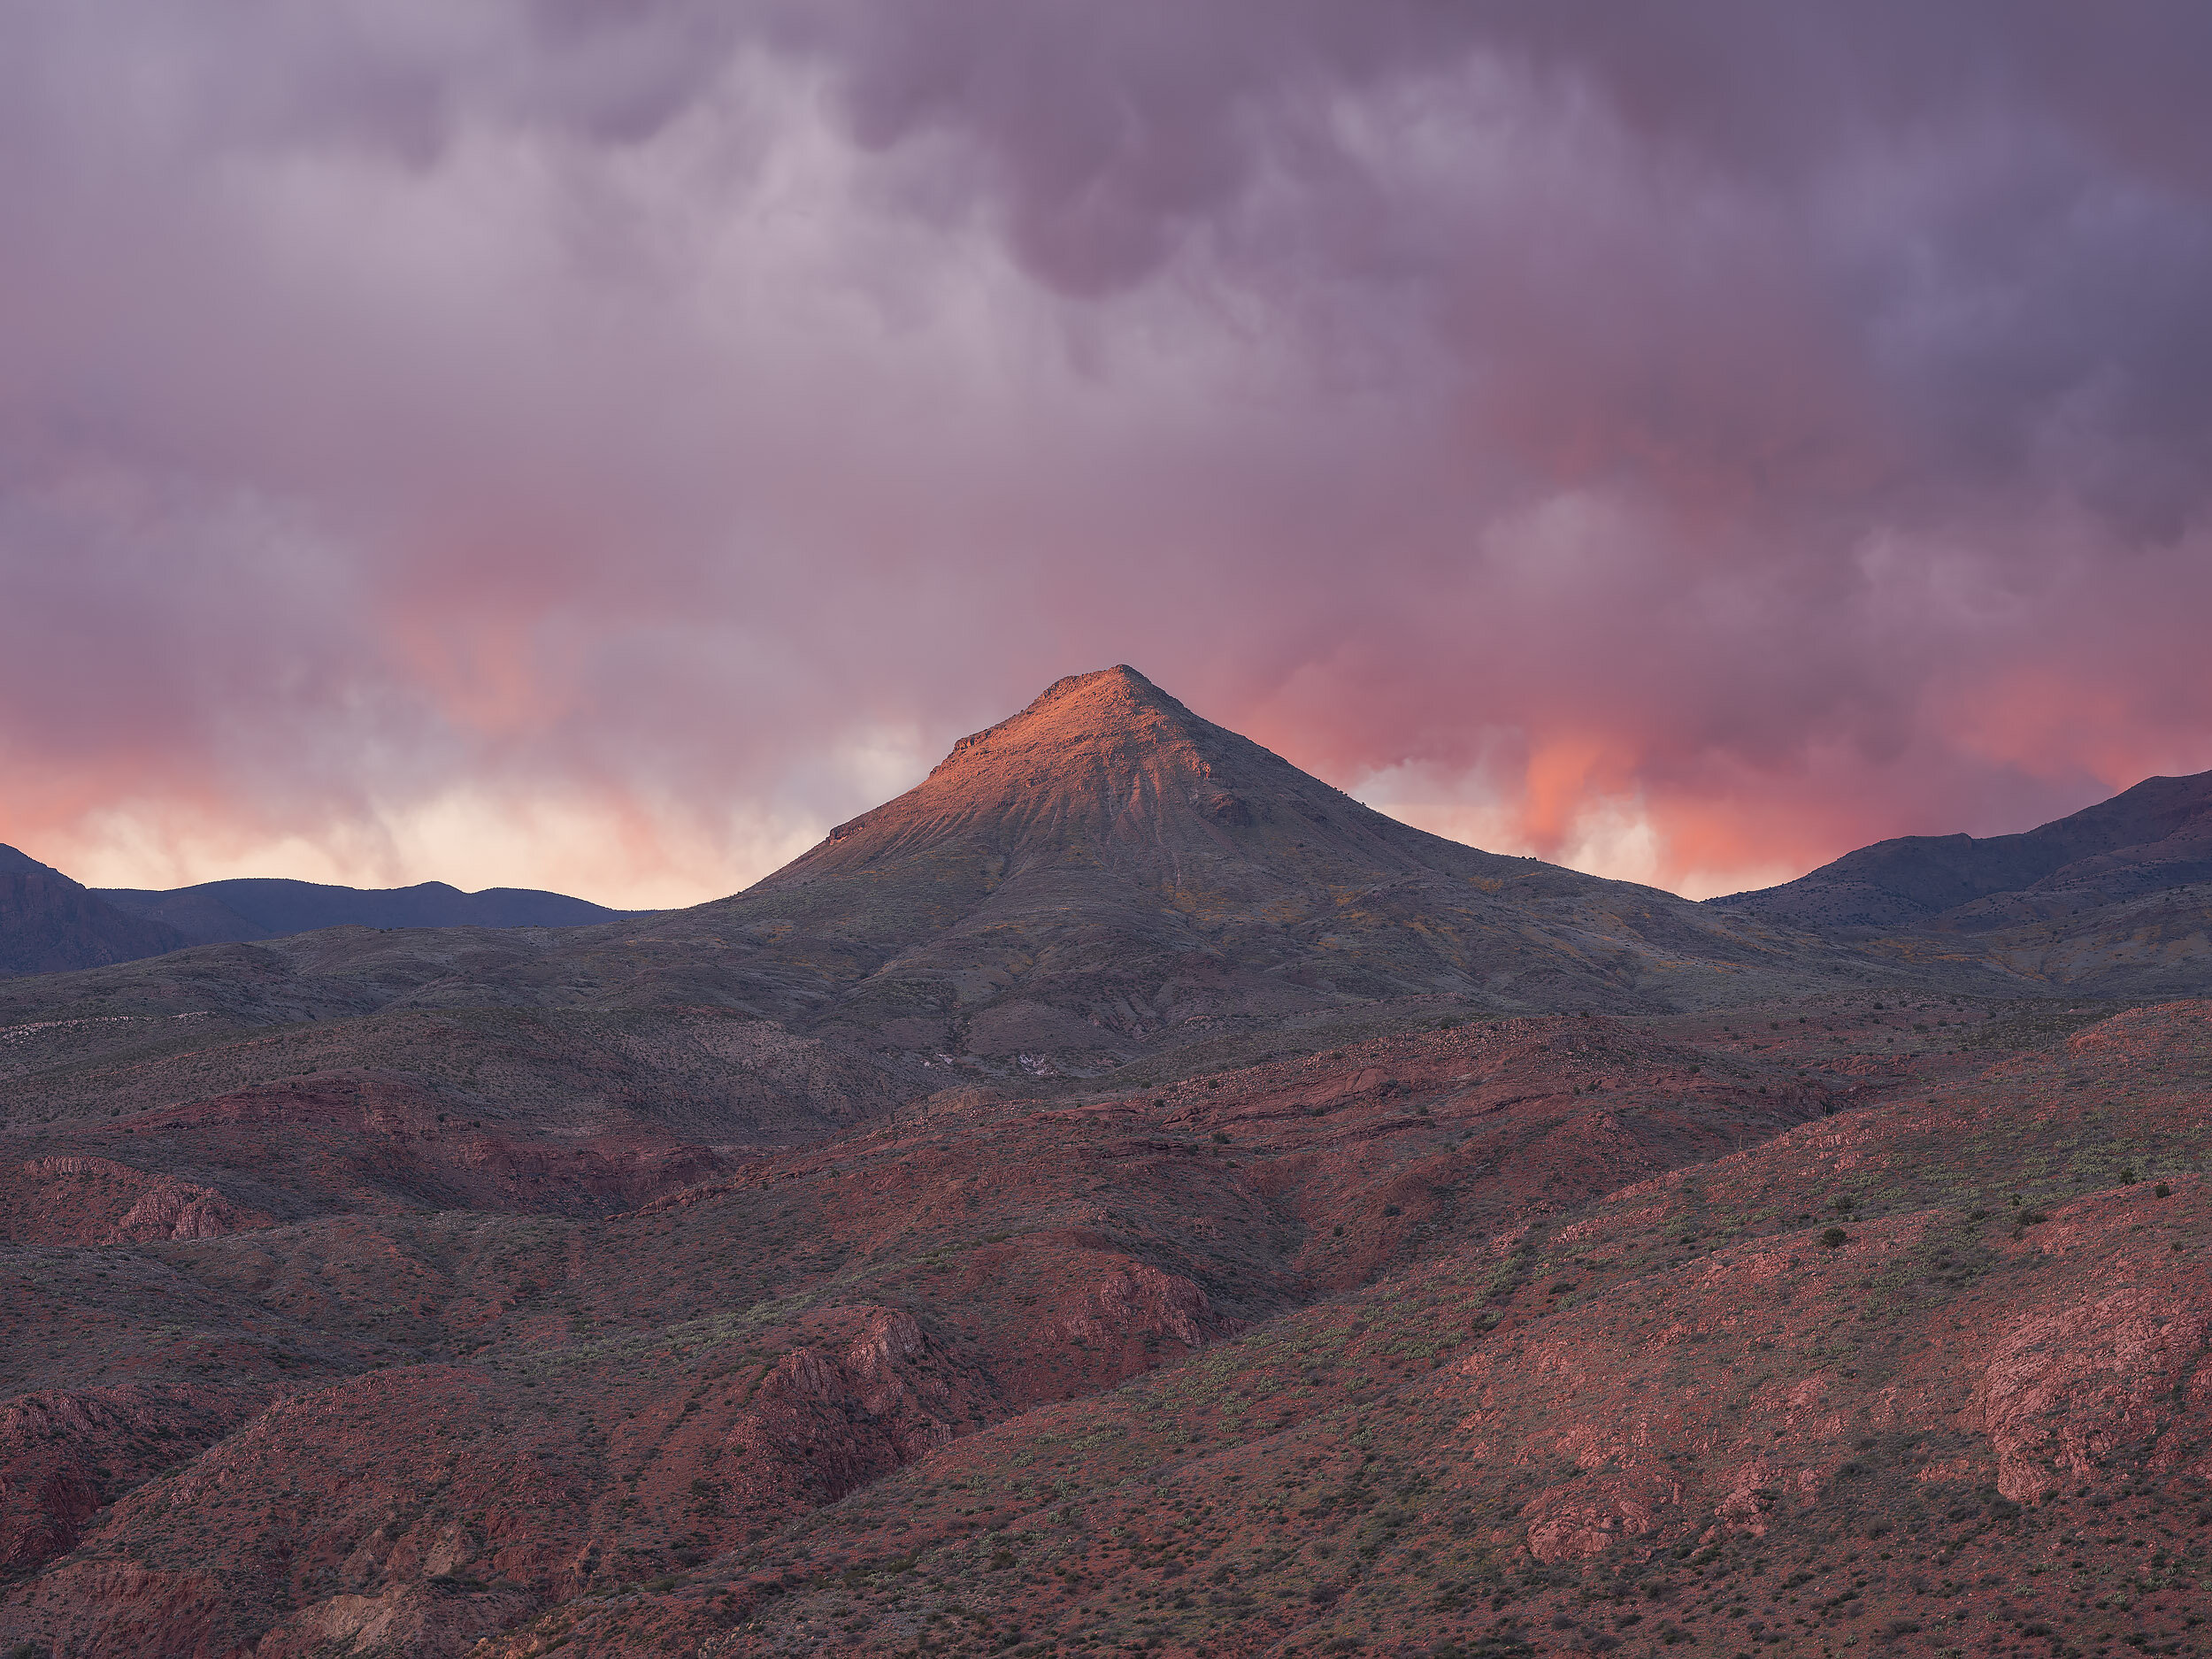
(0, 670), (2207, 1659)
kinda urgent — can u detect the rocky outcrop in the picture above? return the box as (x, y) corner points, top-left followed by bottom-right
(2, 1157), (273, 1246)
(1976, 1286), (2211, 1502)
(0, 1384), (265, 1572)
(1053, 1260), (1214, 1351)
(723, 1307), (962, 1503)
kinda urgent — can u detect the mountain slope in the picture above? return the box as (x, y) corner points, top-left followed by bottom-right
(0, 1006), (1899, 1655)
(461, 1001), (2212, 1659)
(0, 844), (188, 978)
(95, 876), (639, 946)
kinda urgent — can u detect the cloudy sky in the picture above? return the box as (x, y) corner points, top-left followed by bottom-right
(5, 2), (2210, 907)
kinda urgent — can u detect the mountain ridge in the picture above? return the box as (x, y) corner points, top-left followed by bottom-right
(96, 875), (643, 946)
(0, 846), (642, 978)
(9, 672), (2203, 1034)
(1710, 767), (2212, 929)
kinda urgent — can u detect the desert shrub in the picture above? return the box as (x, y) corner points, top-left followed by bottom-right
(2155, 1182), (2172, 1198)
(1821, 1227), (1849, 1248)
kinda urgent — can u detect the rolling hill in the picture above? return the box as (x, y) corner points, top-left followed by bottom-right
(2, 846), (640, 980)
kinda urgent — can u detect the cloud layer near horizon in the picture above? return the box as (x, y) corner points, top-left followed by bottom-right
(5, 2), (2211, 905)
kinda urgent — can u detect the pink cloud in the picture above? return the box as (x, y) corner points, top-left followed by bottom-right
(3, 4), (2210, 905)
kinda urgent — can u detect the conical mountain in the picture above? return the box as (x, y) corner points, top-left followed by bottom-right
(627, 667), (1845, 1065)
(768, 664), (1516, 897)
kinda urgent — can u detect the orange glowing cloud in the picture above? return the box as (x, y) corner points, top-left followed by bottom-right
(3, 4), (2210, 906)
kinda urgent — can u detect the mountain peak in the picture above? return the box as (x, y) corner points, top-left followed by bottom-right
(710, 669), (1816, 1055)
(757, 665), (1591, 944)
(1033, 661), (1164, 705)
(1025, 663), (1174, 717)
(797, 665), (1293, 871)
(926, 664), (1198, 780)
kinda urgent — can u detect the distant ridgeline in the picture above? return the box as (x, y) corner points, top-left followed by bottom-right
(0, 845), (641, 977)
(96, 877), (641, 945)
(1706, 769), (2212, 930)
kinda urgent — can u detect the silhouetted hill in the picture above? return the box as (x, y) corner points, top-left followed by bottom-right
(96, 876), (641, 945)
(1711, 769), (2212, 928)
(1708, 770), (2212, 994)
(0, 844), (187, 977)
